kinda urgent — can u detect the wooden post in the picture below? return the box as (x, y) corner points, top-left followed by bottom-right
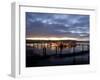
(32, 43), (34, 54)
(41, 43), (42, 48)
(87, 44), (89, 51)
(72, 47), (75, 53)
(82, 44), (84, 52)
(55, 46), (57, 55)
(43, 45), (46, 56)
(72, 46), (76, 64)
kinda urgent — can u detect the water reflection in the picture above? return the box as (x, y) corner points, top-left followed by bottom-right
(26, 42), (89, 56)
(26, 41), (89, 67)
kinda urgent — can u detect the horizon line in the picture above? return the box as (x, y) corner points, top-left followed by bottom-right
(26, 37), (89, 41)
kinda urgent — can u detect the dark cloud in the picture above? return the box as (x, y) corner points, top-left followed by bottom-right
(26, 12), (89, 40)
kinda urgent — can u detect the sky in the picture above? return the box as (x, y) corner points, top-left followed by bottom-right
(26, 12), (89, 41)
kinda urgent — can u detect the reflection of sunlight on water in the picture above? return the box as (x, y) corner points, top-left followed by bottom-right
(26, 42), (89, 55)
(51, 46), (56, 50)
(26, 43), (33, 47)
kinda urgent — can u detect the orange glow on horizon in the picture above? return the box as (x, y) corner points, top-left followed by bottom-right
(26, 37), (77, 40)
(26, 37), (89, 41)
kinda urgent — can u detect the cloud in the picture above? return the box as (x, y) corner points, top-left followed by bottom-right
(26, 12), (89, 39)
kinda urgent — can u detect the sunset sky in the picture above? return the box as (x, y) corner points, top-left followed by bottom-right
(26, 12), (89, 41)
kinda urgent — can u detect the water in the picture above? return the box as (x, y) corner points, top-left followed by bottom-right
(26, 42), (89, 56)
(26, 42), (89, 67)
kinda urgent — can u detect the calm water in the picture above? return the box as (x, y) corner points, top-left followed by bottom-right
(26, 42), (89, 56)
(26, 42), (89, 67)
